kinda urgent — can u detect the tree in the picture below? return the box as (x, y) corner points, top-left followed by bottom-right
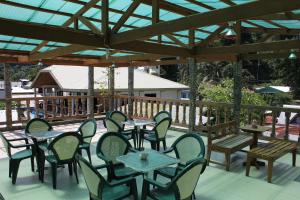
(200, 79), (267, 124)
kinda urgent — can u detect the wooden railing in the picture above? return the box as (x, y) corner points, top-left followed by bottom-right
(114, 95), (300, 141)
(1, 94), (300, 141)
(0, 95), (109, 129)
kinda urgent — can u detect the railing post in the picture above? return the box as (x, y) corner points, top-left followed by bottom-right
(128, 67), (134, 119)
(271, 110), (277, 138)
(88, 66), (94, 118)
(4, 63), (12, 128)
(188, 57), (197, 132)
(284, 112), (291, 140)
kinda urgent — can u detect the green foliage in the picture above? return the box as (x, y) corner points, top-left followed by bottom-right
(262, 93), (293, 106)
(200, 79), (266, 106)
(0, 63), (46, 81)
(200, 79), (267, 124)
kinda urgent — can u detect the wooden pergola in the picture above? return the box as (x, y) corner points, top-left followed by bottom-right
(1, 0), (300, 131)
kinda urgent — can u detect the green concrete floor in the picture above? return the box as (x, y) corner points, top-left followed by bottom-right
(1, 130), (300, 200)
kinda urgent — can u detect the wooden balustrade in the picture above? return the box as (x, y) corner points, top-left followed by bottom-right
(0, 95), (109, 129)
(114, 95), (300, 139)
(1, 94), (300, 140)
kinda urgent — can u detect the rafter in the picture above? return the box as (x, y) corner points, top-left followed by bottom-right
(110, 0), (300, 45)
(0, 18), (190, 58)
(196, 39), (300, 55)
(30, 0), (101, 54)
(194, 25), (227, 47)
(112, 0), (142, 33)
(78, 16), (102, 35)
(164, 34), (188, 48)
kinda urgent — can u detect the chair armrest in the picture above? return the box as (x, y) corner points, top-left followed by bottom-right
(96, 153), (110, 163)
(93, 164), (108, 170)
(7, 137), (29, 142)
(162, 147), (174, 154)
(108, 177), (136, 187)
(129, 148), (138, 153)
(10, 143), (34, 149)
(144, 177), (169, 190)
(186, 157), (207, 174)
(185, 157), (206, 166)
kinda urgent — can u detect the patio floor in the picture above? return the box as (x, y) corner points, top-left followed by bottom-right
(1, 121), (300, 200)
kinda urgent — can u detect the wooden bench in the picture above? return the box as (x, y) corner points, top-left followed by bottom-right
(246, 139), (297, 183)
(207, 121), (253, 171)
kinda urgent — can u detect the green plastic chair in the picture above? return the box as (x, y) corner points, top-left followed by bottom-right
(39, 132), (81, 189)
(96, 132), (140, 182)
(142, 117), (172, 151)
(0, 132), (35, 184)
(77, 155), (138, 200)
(154, 133), (207, 199)
(142, 111), (171, 135)
(154, 111), (171, 123)
(78, 119), (97, 164)
(141, 159), (206, 200)
(109, 111), (128, 129)
(25, 118), (53, 136)
(105, 118), (136, 148)
(154, 133), (206, 179)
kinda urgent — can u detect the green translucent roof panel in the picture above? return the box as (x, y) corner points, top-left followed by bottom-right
(165, 0), (209, 12)
(199, 0), (229, 9)
(0, 0), (300, 59)
(273, 20), (300, 29)
(248, 20), (279, 28)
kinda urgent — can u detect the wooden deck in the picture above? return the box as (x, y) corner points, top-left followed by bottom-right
(1, 123), (300, 200)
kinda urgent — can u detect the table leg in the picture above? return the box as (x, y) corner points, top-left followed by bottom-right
(244, 132), (265, 168)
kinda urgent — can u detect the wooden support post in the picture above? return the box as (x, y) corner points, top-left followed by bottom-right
(4, 63), (12, 128)
(188, 57), (197, 132)
(233, 58), (242, 131)
(108, 65), (115, 111)
(88, 66), (94, 118)
(128, 67), (134, 119)
(233, 21), (242, 133)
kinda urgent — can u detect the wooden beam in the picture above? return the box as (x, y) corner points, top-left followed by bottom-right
(194, 25), (226, 47)
(141, 0), (196, 16)
(196, 39), (300, 55)
(164, 34), (188, 48)
(152, 0), (161, 43)
(29, 44), (96, 61)
(110, 0), (300, 45)
(78, 16), (102, 35)
(0, 18), (190, 58)
(112, 0), (142, 33)
(102, 0), (109, 44)
(244, 27), (300, 35)
(189, 29), (195, 47)
(30, 0), (101, 54)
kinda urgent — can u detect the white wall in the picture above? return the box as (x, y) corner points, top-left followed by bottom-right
(119, 89), (181, 99)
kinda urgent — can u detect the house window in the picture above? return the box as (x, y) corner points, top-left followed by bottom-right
(145, 93), (156, 97)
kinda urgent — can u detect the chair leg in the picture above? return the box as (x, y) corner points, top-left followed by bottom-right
(150, 141), (156, 150)
(292, 149), (296, 167)
(52, 163), (57, 189)
(12, 160), (21, 184)
(73, 161), (79, 184)
(225, 153), (231, 171)
(206, 146), (212, 166)
(141, 181), (149, 200)
(86, 148), (92, 164)
(9, 159), (12, 178)
(31, 156), (35, 172)
(153, 170), (158, 181)
(163, 140), (167, 150)
(130, 180), (138, 200)
(192, 191), (196, 200)
(267, 160), (273, 183)
(245, 155), (251, 177)
(68, 163), (73, 176)
(157, 141), (160, 151)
